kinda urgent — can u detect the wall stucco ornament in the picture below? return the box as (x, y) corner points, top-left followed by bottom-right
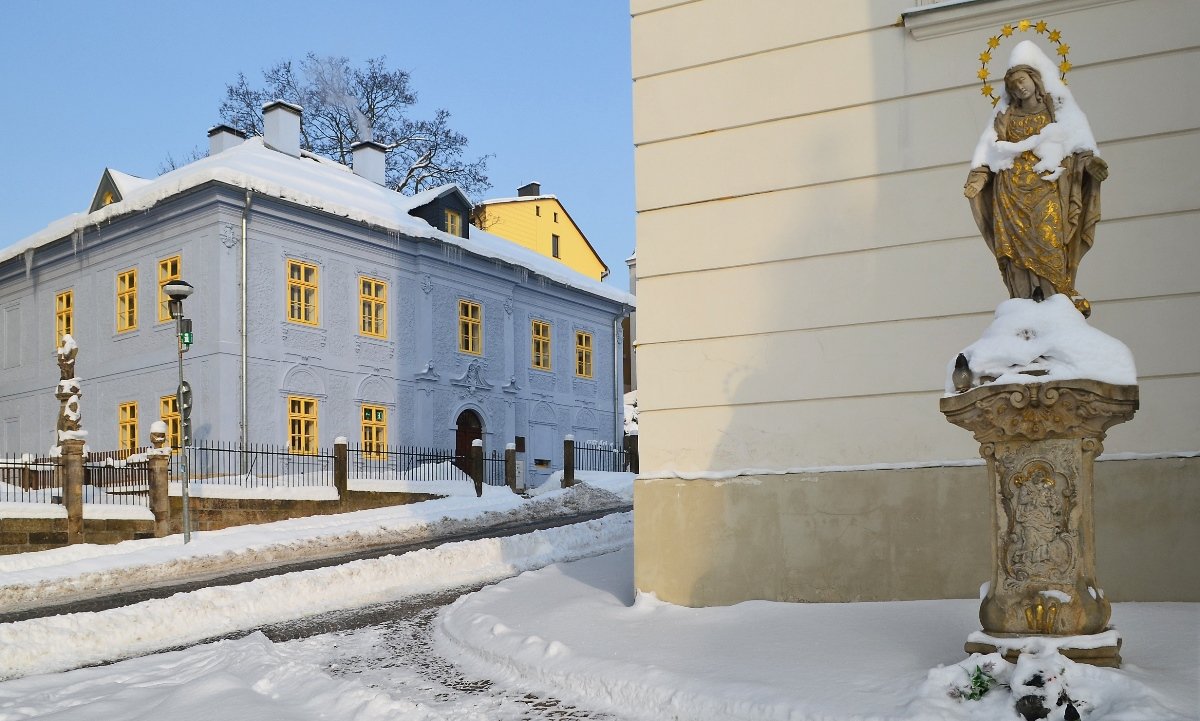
(941, 379), (1137, 665)
(421, 274), (433, 294)
(451, 360), (494, 395)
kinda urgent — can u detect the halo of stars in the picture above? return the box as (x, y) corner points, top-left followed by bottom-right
(978, 19), (1071, 107)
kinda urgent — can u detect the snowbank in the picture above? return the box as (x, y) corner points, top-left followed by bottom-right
(0, 513), (632, 680)
(438, 548), (1198, 721)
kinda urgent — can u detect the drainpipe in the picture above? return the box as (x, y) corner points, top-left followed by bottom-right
(613, 310), (626, 444)
(240, 190), (253, 449)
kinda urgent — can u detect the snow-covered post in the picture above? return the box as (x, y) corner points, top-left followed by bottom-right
(146, 421), (171, 537)
(470, 439), (484, 498)
(504, 442), (517, 494)
(333, 437), (348, 499)
(54, 334), (86, 544)
(562, 435), (575, 488)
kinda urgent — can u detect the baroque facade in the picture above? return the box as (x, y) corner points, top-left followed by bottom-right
(0, 103), (632, 488)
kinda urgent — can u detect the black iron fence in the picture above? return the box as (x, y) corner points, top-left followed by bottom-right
(345, 444), (464, 482)
(0, 454), (60, 504)
(483, 451), (507, 486)
(574, 443), (630, 473)
(176, 441), (334, 487)
(84, 448), (151, 507)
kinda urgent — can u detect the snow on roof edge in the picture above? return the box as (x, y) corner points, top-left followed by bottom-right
(0, 139), (632, 308)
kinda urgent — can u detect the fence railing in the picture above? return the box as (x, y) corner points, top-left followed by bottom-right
(0, 454), (60, 504)
(84, 449), (151, 507)
(574, 443), (630, 473)
(175, 441), (335, 487)
(483, 451), (507, 486)
(345, 444), (463, 483)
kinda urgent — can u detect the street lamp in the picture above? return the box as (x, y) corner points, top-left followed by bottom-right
(164, 279), (194, 543)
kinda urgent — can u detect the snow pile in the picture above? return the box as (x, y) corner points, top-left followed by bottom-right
(0, 632), (431, 721)
(972, 40), (1100, 179)
(910, 643), (1184, 721)
(947, 295), (1136, 393)
(624, 390), (638, 435)
(0, 483), (626, 611)
(527, 472), (634, 499)
(439, 548), (1198, 721)
(0, 513), (632, 680)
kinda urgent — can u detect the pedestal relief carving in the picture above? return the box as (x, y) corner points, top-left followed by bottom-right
(941, 380), (1137, 664)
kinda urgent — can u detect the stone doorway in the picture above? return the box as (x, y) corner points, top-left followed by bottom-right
(454, 410), (483, 474)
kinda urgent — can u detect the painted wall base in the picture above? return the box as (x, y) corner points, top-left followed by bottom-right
(633, 457), (1199, 606)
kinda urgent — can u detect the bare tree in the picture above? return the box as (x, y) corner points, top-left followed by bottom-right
(217, 54), (490, 196)
(158, 145), (208, 174)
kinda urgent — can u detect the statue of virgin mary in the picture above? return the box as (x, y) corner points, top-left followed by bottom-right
(964, 41), (1107, 316)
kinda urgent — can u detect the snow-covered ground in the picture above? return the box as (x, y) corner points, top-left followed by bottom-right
(1, 472), (1193, 720)
(0, 475), (632, 612)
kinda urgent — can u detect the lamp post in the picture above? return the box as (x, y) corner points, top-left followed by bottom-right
(163, 279), (194, 543)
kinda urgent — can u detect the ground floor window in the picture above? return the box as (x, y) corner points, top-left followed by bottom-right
(160, 395), (180, 451)
(118, 401), (138, 451)
(361, 404), (387, 458)
(288, 396), (318, 454)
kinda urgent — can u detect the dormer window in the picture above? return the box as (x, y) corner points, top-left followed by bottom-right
(445, 209), (463, 236)
(101, 191), (115, 207)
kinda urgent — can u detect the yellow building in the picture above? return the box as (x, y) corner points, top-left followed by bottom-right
(473, 182), (609, 281)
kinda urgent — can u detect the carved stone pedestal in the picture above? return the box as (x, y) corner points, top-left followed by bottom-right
(940, 380), (1138, 667)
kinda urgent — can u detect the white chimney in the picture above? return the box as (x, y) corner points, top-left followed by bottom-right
(262, 100), (302, 157)
(207, 124), (247, 155)
(351, 140), (387, 185)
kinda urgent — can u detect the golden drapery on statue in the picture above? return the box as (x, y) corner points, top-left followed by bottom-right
(964, 43), (1107, 315)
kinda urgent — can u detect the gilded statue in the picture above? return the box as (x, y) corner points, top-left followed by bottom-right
(964, 41), (1106, 316)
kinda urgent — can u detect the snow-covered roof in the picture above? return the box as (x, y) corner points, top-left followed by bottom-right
(1, 138), (632, 307)
(107, 169), (153, 197)
(477, 194), (559, 205)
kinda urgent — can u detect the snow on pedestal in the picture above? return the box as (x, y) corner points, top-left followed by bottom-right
(941, 297), (1138, 667)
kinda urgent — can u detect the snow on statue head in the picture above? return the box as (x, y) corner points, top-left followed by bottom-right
(964, 39), (1108, 316)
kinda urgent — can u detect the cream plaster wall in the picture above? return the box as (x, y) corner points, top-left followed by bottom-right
(631, 0), (1200, 603)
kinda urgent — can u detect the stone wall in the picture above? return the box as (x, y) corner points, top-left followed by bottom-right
(166, 490), (436, 534)
(0, 490), (439, 554)
(0, 517), (156, 554)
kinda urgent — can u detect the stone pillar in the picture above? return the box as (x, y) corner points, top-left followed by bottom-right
(470, 439), (484, 498)
(60, 439), (86, 544)
(562, 435), (575, 488)
(941, 379), (1137, 666)
(505, 443), (517, 493)
(333, 437), (348, 499)
(147, 453), (171, 537)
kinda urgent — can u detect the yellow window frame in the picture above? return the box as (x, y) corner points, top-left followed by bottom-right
(287, 260), (319, 325)
(55, 290), (73, 347)
(531, 319), (552, 371)
(288, 395), (319, 454)
(458, 299), (481, 355)
(160, 395), (181, 452)
(359, 276), (387, 338)
(575, 331), (593, 379)
(118, 401), (138, 451)
(116, 268), (138, 332)
(445, 209), (462, 236)
(157, 255), (181, 322)
(361, 404), (387, 458)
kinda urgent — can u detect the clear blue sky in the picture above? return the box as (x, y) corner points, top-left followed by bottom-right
(0, 1), (635, 289)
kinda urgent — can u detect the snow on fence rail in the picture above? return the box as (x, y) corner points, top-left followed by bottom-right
(0, 454), (60, 504)
(83, 448), (151, 507)
(174, 441), (334, 488)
